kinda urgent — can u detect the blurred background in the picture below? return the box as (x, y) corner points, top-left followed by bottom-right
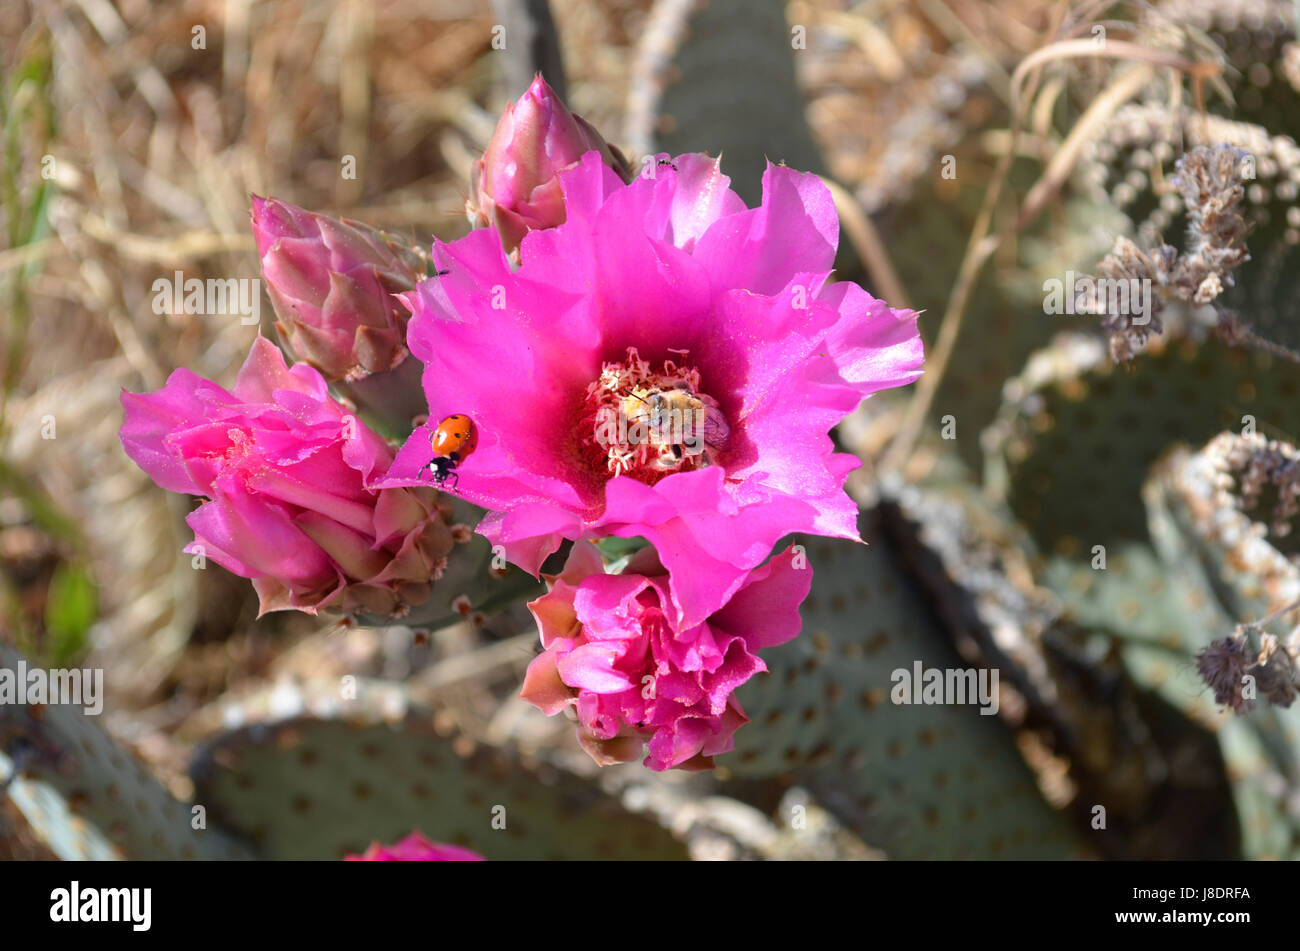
(3, 0), (1300, 861)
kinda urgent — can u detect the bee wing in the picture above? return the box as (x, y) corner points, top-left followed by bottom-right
(703, 408), (730, 451)
(698, 395), (730, 451)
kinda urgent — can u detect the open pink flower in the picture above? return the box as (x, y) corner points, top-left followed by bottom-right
(383, 152), (923, 628)
(120, 337), (453, 617)
(520, 542), (811, 771)
(345, 832), (483, 861)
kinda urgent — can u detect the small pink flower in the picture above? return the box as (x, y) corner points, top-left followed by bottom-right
(345, 832), (484, 861)
(385, 153), (923, 628)
(520, 542), (811, 771)
(120, 337), (453, 618)
(469, 75), (630, 254)
(250, 196), (424, 382)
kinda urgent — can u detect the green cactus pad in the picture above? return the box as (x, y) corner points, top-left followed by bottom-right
(1, 754), (123, 861)
(986, 332), (1300, 555)
(189, 679), (688, 860)
(721, 514), (1082, 859)
(882, 483), (1240, 858)
(1146, 440), (1300, 626)
(0, 643), (253, 860)
(1042, 542), (1231, 654)
(627, 0), (827, 204)
(1042, 446), (1300, 859)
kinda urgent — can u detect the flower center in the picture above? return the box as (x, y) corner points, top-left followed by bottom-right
(580, 347), (729, 484)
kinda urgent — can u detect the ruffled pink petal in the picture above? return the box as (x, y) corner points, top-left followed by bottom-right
(120, 372), (231, 495)
(529, 586), (581, 649)
(691, 162), (839, 296)
(476, 506), (583, 575)
(570, 571), (652, 636)
(557, 642), (637, 693)
(233, 336), (330, 404)
(519, 650), (573, 715)
(700, 639), (765, 715)
(710, 545), (813, 648)
(186, 487), (334, 587)
(591, 468), (816, 628)
(550, 539), (606, 586)
(697, 275), (837, 422)
(816, 281), (924, 394)
(544, 150), (631, 240)
(583, 185), (715, 358)
(699, 698), (748, 757)
(651, 669), (707, 707)
(664, 153), (748, 252)
(249, 459), (376, 536)
(645, 714), (711, 771)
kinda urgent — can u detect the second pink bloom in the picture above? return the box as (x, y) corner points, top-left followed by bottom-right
(521, 542), (811, 771)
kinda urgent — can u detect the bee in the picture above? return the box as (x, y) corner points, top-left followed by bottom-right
(620, 384), (729, 470)
(424, 414), (478, 489)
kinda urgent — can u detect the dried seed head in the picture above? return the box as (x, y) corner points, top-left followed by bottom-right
(1253, 633), (1300, 708)
(1083, 144), (1252, 361)
(1197, 635), (1256, 713)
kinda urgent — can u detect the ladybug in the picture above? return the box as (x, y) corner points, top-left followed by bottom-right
(424, 414), (477, 489)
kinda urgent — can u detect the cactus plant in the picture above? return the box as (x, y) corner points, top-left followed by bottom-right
(1076, 102), (1300, 354)
(720, 513), (1083, 859)
(1031, 432), (1300, 859)
(15, 0), (1300, 869)
(188, 677), (688, 860)
(0, 643), (253, 860)
(985, 330), (1300, 555)
(1136, 438), (1300, 857)
(877, 484), (1237, 859)
(626, 0), (827, 204)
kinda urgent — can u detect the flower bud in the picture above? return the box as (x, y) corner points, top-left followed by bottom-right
(469, 75), (631, 254)
(250, 195), (424, 383)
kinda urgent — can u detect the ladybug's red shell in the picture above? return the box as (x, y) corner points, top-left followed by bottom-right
(432, 414), (478, 458)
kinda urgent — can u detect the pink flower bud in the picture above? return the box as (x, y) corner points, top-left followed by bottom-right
(250, 196), (424, 382)
(469, 75), (630, 254)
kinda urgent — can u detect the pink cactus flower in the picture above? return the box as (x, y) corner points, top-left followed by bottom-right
(345, 832), (484, 861)
(250, 195), (424, 382)
(385, 152), (923, 629)
(469, 75), (630, 254)
(520, 541), (811, 771)
(120, 337), (453, 618)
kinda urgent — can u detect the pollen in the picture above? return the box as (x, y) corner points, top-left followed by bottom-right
(579, 347), (728, 483)
(213, 426), (258, 479)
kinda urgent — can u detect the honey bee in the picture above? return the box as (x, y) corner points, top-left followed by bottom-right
(620, 383), (730, 470)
